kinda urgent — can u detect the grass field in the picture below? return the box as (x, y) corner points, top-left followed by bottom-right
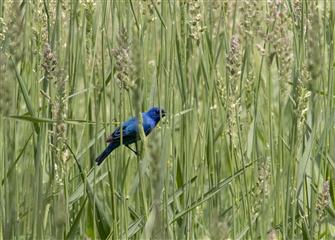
(1, 1), (335, 239)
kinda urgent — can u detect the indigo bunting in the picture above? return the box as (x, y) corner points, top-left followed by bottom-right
(95, 107), (166, 165)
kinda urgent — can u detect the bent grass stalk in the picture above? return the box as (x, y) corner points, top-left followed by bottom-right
(0, 1), (334, 239)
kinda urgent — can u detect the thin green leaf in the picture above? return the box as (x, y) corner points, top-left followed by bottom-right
(10, 57), (39, 133)
(1, 132), (33, 185)
(169, 162), (253, 224)
(66, 142), (111, 239)
(66, 197), (88, 240)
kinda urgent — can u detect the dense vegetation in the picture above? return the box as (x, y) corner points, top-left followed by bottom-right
(1, 1), (334, 239)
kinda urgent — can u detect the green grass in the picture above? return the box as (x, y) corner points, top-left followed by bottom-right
(1, 1), (335, 239)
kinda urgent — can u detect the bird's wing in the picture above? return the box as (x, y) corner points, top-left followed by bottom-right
(142, 114), (156, 135)
(107, 117), (138, 143)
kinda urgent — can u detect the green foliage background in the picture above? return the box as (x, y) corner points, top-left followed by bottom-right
(0, 1), (335, 239)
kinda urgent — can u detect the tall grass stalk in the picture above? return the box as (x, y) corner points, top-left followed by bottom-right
(1, 1), (334, 239)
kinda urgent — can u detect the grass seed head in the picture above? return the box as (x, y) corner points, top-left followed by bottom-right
(112, 28), (135, 91)
(42, 43), (57, 78)
(239, 0), (263, 39)
(306, 0), (322, 81)
(267, 0), (293, 94)
(316, 181), (330, 223)
(187, 0), (206, 43)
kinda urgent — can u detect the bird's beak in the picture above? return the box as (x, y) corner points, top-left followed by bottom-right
(161, 109), (166, 117)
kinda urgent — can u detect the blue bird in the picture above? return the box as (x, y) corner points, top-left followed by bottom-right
(95, 107), (166, 165)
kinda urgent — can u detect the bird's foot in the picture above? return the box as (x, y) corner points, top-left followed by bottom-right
(125, 145), (138, 155)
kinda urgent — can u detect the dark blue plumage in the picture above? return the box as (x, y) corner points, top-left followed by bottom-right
(95, 107), (166, 165)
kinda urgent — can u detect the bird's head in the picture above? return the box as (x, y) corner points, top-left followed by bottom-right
(146, 107), (166, 122)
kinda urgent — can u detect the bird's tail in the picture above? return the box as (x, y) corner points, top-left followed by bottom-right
(95, 143), (119, 165)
